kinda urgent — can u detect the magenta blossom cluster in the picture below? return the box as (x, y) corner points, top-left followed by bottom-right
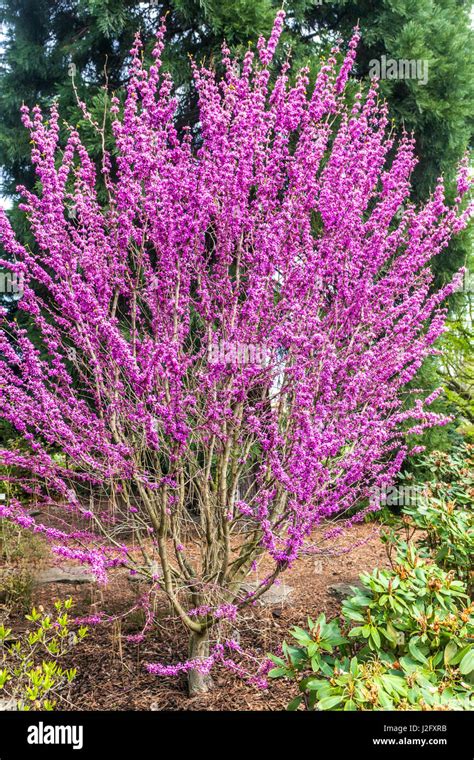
(145, 639), (270, 686)
(0, 11), (471, 684)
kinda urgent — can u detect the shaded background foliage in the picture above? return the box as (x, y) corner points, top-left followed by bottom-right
(0, 0), (472, 458)
(1, 1), (472, 204)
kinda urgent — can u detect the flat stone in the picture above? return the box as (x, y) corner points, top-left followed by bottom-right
(0, 699), (18, 711)
(34, 566), (95, 585)
(242, 582), (293, 606)
(328, 580), (365, 599)
(127, 562), (161, 583)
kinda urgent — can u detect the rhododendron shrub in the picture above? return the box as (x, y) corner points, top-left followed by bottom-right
(0, 12), (471, 693)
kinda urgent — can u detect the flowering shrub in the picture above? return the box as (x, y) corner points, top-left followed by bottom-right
(398, 445), (473, 589)
(342, 542), (472, 655)
(268, 544), (473, 710)
(0, 598), (87, 710)
(0, 11), (471, 691)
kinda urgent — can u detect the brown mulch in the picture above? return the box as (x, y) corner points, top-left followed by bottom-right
(2, 522), (390, 711)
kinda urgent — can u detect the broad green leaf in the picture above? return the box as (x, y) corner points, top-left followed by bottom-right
(287, 696), (303, 711)
(317, 695), (344, 710)
(444, 641), (457, 666)
(459, 649), (474, 675)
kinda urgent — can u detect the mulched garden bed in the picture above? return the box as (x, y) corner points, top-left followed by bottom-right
(2, 522), (390, 711)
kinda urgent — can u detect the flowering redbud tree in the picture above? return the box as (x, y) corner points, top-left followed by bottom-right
(0, 12), (471, 693)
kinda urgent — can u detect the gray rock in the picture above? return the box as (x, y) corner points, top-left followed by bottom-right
(127, 562), (161, 583)
(0, 699), (18, 711)
(34, 566), (95, 585)
(328, 580), (365, 599)
(242, 582), (293, 606)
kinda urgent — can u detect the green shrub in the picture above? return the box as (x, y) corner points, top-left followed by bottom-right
(0, 522), (49, 612)
(343, 542), (471, 656)
(268, 544), (473, 711)
(0, 520), (47, 566)
(0, 568), (34, 612)
(0, 598), (87, 710)
(0, 516), (48, 612)
(398, 447), (473, 588)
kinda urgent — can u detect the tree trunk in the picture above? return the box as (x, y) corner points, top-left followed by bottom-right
(188, 629), (213, 696)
